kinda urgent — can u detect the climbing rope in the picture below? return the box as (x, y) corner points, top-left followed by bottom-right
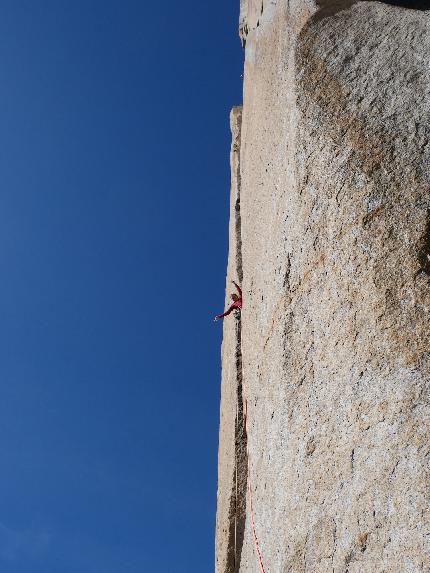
(240, 326), (267, 573)
(234, 397), (238, 569)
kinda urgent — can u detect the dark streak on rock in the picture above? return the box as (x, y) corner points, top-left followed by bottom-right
(417, 209), (430, 276)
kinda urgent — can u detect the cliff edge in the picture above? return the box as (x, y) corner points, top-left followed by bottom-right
(216, 1), (430, 572)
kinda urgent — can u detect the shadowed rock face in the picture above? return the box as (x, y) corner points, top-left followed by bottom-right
(216, 2), (429, 572)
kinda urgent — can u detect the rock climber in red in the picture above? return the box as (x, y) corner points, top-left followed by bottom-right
(214, 281), (242, 321)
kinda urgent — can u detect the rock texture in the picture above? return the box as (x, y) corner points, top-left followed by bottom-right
(216, 1), (430, 572)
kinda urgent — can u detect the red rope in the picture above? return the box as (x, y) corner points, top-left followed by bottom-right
(241, 364), (267, 573)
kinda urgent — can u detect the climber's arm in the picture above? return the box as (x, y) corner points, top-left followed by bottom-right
(232, 281), (242, 297)
(214, 303), (235, 321)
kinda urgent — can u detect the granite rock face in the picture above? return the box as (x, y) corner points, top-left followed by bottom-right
(216, 1), (429, 572)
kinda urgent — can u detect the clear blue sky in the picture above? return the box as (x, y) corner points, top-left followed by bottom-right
(0, 2), (242, 571)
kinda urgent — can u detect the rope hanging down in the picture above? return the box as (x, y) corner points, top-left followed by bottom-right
(215, 282), (267, 572)
(240, 330), (267, 573)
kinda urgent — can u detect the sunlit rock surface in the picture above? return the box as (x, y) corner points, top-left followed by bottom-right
(216, 1), (429, 572)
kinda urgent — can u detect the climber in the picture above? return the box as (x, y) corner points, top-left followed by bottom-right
(214, 281), (242, 321)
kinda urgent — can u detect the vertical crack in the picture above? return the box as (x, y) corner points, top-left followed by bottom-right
(224, 106), (247, 573)
(232, 106), (244, 286)
(417, 209), (430, 276)
(230, 317), (247, 572)
(235, 194), (243, 285)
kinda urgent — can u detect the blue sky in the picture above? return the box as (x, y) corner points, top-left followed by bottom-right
(0, 2), (242, 571)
